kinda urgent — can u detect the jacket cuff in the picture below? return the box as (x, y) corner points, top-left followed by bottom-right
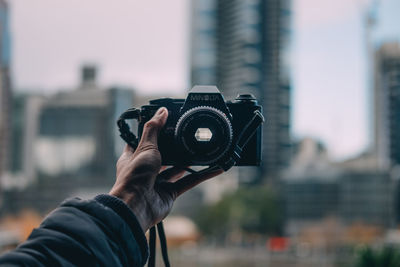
(94, 194), (148, 263)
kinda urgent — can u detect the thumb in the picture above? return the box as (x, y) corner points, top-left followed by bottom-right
(138, 107), (168, 148)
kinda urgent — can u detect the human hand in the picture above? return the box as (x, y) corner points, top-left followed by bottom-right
(109, 107), (223, 232)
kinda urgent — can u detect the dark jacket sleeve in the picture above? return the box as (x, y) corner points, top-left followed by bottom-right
(0, 194), (149, 267)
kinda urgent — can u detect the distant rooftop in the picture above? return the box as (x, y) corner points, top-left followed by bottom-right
(377, 42), (400, 58)
(45, 89), (109, 108)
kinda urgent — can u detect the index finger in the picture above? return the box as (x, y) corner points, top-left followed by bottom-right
(170, 169), (224, 197)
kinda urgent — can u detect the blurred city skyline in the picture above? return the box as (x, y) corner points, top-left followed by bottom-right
(2, 1), (400, 264)
(7, 0), (400, 160)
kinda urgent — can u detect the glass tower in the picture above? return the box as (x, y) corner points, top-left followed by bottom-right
(191, 0), (292, 183)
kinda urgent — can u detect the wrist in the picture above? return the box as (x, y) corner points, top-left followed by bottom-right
(109, 189), (153, 232)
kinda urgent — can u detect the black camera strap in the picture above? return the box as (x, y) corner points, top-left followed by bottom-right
(117, 108), (264, 267)
(220, 110), (265, 170)
(148, 222), (171, 267)
(117, 108), (141, 149)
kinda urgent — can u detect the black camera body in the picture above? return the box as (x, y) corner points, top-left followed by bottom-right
(136, 86), (263, 167)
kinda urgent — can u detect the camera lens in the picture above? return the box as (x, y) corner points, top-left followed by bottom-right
(175, 106), (233, 165)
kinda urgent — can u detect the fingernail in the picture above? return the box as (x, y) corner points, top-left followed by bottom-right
(156, 107), (166, 116)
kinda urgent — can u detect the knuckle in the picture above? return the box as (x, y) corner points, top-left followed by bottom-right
(144, 119), (160, 131)
(135, 143), (162, 164)
(137, 142), (159, 153)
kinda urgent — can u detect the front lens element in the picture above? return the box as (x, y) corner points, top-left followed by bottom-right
(194, 128), (213, 142)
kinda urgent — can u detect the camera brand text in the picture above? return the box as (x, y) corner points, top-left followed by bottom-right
(190, 94), (219, 101)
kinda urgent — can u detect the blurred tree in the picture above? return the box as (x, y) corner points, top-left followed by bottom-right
(195, 186), (283, 240)
(354, 246), (400, 267)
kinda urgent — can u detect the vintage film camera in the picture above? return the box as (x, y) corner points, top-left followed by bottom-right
(117, 86), (264, 172)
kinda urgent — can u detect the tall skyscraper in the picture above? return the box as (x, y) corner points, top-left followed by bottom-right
(0, 0), (12, 182)
(374, 42), (400, 169)
(191, 0), (291, 183)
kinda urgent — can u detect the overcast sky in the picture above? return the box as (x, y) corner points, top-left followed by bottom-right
(10, 0), (189, 94)
(8, 0), (400, 160)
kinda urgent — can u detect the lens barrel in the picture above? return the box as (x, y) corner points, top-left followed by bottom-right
(174, 106), (233, 165)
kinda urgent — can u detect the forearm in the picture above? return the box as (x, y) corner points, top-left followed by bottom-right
(0, 197), (149, 267)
